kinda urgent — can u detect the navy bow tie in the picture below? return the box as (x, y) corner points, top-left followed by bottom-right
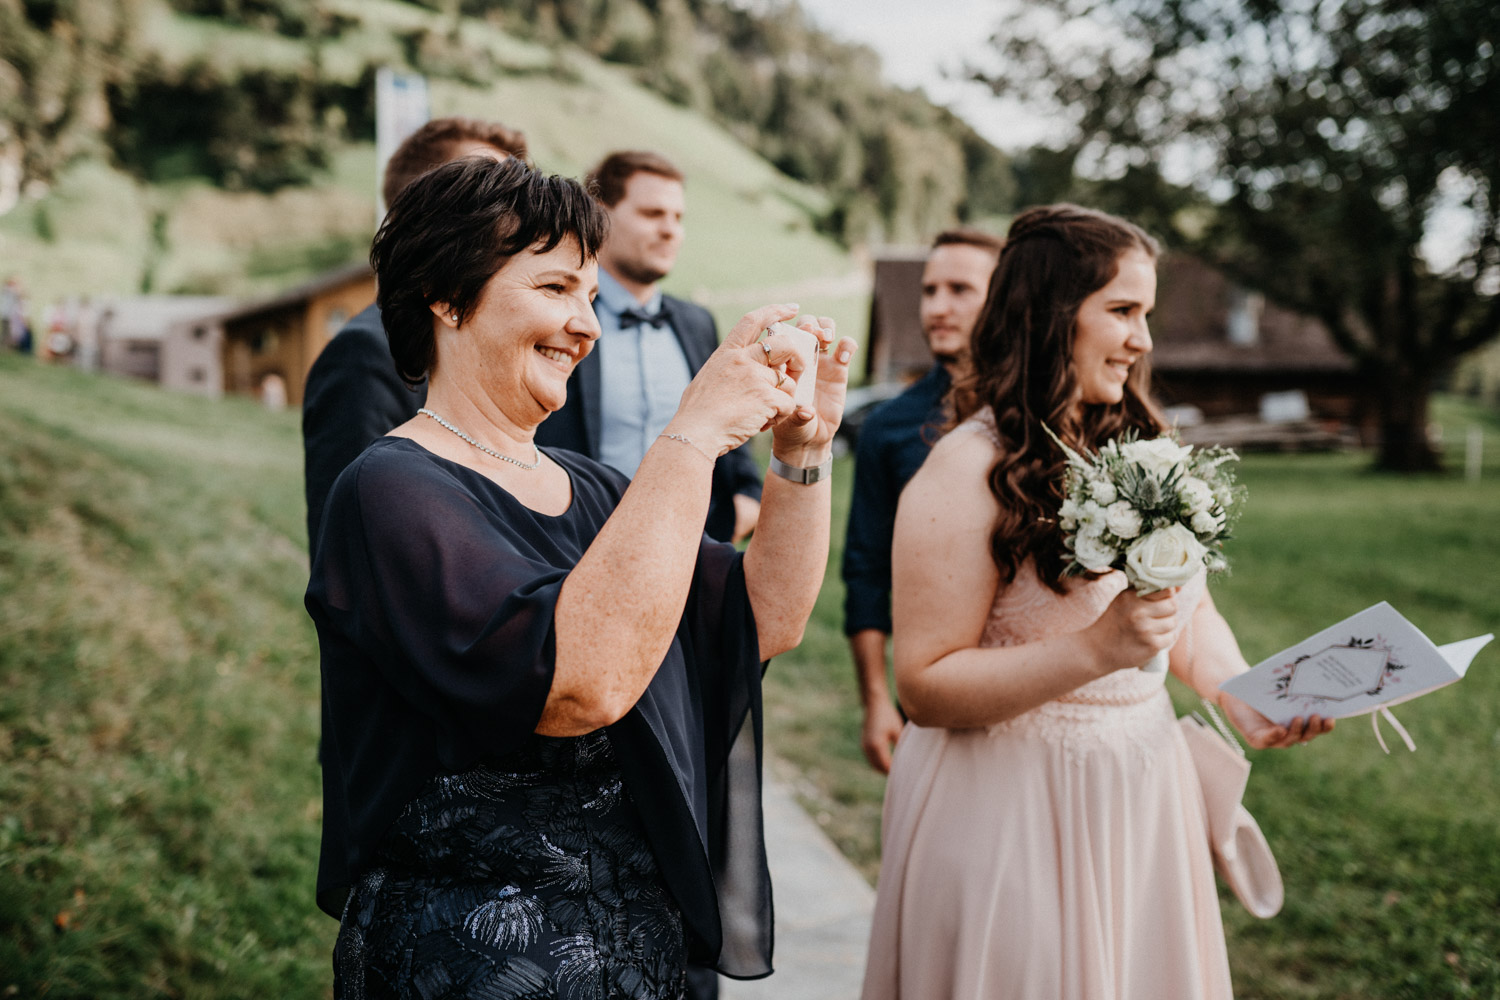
(617, 306), (662, 329)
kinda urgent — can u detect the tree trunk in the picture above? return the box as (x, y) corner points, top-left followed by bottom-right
(1375, 368), (1442, 472)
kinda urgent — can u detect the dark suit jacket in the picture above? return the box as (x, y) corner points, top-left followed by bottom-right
(535, 293), (763, 543)
(302, 303), (426, 550)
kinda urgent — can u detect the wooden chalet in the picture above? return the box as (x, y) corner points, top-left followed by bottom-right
(215, 261), (376, 406)
(95, 296), (234, 387)
(1149, 255), (1368, 435)
(864, 251), (932, 385)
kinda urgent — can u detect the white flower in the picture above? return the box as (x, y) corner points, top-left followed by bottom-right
(1190, 509), (1223, 535)
(1073, 529), (1118, 573)
(1104, 501), (1143, 539)
(1075, 500), (1106, 532)
(1119, 436), (1194, 480)
(1059, 498), (1082, 522)
(1089, 479), (1118, 505)
(1179, 476), (1214, 514)
(1125, 524), (1207, 592)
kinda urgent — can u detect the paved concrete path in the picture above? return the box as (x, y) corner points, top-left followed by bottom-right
(721, 764), (875, 1000)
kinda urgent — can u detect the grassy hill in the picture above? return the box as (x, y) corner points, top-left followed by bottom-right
(0, 352), (325, 995)
(0, 0), (870, 340)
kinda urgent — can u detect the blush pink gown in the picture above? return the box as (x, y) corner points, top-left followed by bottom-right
(860, 415), (1233, 1000)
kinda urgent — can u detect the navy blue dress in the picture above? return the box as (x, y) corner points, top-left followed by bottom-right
(307, 439), (773, 999)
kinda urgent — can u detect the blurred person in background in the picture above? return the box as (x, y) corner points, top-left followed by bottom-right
(841, 229), (1001, 773)
(3, 276), (32, 353)
(536, 150), (763, 545)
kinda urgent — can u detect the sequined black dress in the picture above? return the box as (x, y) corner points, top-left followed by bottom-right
(308, 440), (773, 999)
(335, 733), (687, 999)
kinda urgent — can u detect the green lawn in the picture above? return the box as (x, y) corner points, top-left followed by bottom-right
(2, 350), (1497, 998)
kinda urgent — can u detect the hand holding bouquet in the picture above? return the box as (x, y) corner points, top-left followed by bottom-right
(1047, 428), (1245, 672)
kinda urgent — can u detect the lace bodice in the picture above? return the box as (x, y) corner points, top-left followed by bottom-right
(955, 410), (1205, 709)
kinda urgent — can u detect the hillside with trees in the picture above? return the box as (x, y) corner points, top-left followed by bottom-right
(0, 0), (1016, 307)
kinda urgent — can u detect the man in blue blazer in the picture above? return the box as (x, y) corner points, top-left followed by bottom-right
(535, 150), (763, 544)
(841, 228), (1001, 773)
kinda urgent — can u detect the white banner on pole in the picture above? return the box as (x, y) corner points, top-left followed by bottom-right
(375, 67), (431, 223)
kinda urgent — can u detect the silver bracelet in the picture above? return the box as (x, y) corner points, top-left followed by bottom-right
(768, 453), (832, 484)
(657, 432), (714, 462)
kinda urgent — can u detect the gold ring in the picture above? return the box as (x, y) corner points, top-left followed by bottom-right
(761, 341), (773, 362)
(776, 372), (788, 389)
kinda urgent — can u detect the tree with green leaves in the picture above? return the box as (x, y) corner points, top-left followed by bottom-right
(0, 0), (144, 203)
(978, 0), (1499, 470)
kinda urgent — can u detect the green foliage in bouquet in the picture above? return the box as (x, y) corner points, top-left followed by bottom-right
(1048, 427), (1247, 589)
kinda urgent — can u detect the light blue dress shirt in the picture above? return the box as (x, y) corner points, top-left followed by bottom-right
(594, 269), (695, 477)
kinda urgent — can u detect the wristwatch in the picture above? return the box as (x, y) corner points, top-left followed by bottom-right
(768, 453), (832, 485)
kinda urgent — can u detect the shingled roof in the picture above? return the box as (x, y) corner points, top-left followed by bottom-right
(1150, 254), (1352, 373)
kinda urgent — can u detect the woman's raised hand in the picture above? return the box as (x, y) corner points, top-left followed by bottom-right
(1085, 586), (1181, 673)
(665, 304), (853, 459)
(769, 314), (858, 465)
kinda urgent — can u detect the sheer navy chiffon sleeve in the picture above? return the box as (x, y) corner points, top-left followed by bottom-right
(308, 438), (624, 916)
(307, 437), (774, 980)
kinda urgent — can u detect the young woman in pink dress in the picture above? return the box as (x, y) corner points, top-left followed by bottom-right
(859, 204), (1335, 1000)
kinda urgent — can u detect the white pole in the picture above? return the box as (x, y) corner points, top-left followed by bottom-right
(374, 68), (431, 226)
(1467, 425), (1483, 483)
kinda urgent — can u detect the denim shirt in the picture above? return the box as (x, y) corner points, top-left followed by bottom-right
(840, 364), (952, 636)
(594, 269), (695, 477)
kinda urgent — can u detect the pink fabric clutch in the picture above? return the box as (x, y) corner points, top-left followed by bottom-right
(1178, 711), (1285, 919)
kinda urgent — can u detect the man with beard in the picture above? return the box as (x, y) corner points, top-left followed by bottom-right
(537, 150), (762, 543)
(841, 229), (1002, 773)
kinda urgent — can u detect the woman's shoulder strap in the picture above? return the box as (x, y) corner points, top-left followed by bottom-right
(953, 406), (1003, 450)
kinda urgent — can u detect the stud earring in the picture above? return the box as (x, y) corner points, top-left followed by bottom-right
(450, 313), (459, 323)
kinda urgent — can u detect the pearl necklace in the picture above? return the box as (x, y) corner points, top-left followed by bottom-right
(417, 408), (542, 471)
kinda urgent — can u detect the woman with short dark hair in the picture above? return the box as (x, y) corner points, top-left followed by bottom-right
(308, 156), (857, 998)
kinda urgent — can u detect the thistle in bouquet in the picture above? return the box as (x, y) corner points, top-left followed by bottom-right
(1045, 426), (1247, 671)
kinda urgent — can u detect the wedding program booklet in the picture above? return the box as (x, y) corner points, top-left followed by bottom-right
(1219, 602), (1493, 726)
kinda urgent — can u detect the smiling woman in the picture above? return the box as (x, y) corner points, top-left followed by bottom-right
(862, 204), (1332, 1000)
(307, 156), (860, 999)
(1071, 247), (1156, 407)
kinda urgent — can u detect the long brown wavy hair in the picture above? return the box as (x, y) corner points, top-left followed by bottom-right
(950, 204), (1166, 593)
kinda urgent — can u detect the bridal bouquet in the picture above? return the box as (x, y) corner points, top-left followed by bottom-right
(1048, 429), (1246, 671)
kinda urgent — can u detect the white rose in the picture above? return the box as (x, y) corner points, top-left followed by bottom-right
(1119, 436), (1194, 479)
(1090, 479), (1118, 505)
(1104, 501), (1143, 539)
(1179, 476), (1214, 514)
(1190, 509), (1222, 535)
(1125, 524), (1208, 592)
(1073, 529), (1118, 573)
